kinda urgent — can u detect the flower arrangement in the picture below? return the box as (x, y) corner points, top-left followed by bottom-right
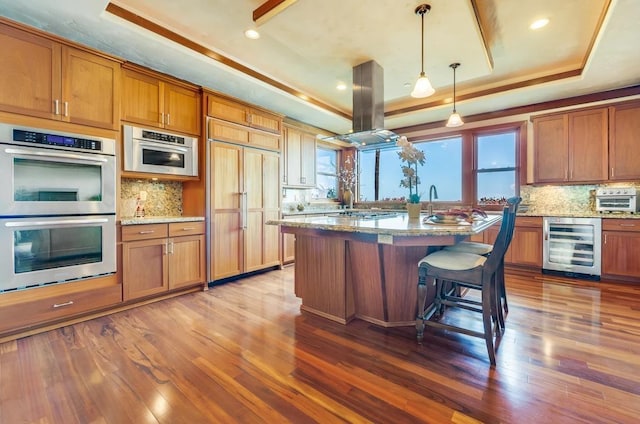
(397, 136), (426, 203)
(338, 155), (357, 191)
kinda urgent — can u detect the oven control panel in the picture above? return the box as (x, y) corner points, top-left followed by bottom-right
(13, 129), (102, 151)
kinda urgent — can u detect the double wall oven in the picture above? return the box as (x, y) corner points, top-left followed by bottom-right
(0, 122), (117, 291)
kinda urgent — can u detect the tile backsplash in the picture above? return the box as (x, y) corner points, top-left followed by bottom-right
(120, 179), (183, 217)
(520, 182), (640, 215)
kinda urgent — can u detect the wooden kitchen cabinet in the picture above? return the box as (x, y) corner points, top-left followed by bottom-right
(602, 219), (640, 282)
(284, 125), (317, 187)
(0, 274), (121, 337)
(122, 65), (201, 136)
(207, 93), (282, 134)
(510, 216), (543, 267)
(209, 142), (281, 280)
(121, 221), (205, 300)
(533, 108), (608, 183)
(207, 118), (281, 151)
(609, 101), (640, 181)
(0, 21), (121, 130)
(283, 232), (296, 264)
(480, 216), (542, 268)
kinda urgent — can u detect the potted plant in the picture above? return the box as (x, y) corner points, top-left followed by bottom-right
(397, 136), (426, 218)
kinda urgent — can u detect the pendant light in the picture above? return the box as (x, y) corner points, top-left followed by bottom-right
(411, 4), (435, 98)
(446, 62), (464, 127)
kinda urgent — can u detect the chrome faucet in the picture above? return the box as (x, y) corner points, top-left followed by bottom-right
(428, 185), (438, 216)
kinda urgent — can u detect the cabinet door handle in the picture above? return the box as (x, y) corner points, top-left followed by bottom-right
(168, 240), (174, 254)
(53, 300), (74, 308)
(163, 242), (168, 255)
(241, 192), (248, 230)
(54, 99), (60, 115)
(161, 113), (165, 125)
(611, 167), (615, 178)
(604, 234), (607, 244)
(64, 101), (69, 117)
(167, 113), (171, 125)
(180, 227), (195, 231)
(138, 230), (155, 234)
(620, 223), (636, 227)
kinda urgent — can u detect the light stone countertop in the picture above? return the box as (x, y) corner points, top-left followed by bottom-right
(120, 216), (205, 225)
(268, 213), (502, 237)
(517, 211), (640, 219)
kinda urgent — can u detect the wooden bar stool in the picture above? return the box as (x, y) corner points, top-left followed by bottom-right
(441, 197), (521, 320)
(416, 198), (520, 365)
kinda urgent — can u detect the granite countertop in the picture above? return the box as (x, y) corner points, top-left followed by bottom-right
(120, 216), (205, 225)
(517, 211), (640, 219)
(268, 213), (501, 237)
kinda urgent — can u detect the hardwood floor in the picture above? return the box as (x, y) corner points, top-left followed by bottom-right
(1, 268), (640, 423)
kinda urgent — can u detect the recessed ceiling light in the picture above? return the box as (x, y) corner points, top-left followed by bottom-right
(336, 83), (347, 91)
(244, 29), (260, 39)
(530, 18), (549, 30)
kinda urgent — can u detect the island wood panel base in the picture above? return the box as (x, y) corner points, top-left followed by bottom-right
(293, 233), (441, 327)
(348, 241), (432, 327)
(294, 235), (355, 324)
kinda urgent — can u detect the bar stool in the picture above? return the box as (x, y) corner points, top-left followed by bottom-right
(441, 197), (521, 318)
(415, 198), (519, 365)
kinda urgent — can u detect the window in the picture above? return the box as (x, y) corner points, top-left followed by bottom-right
(314, 146), (339, 200)
(357, 123), (523, 207)
(359, 138), (462, 202)
(476, 131), (517, 204)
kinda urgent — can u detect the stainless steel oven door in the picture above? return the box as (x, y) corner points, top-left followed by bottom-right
(0, 215), (116, 291)
(0, 143), (116, 216)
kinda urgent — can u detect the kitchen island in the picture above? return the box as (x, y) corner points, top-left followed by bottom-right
(269, 213), (501, 327)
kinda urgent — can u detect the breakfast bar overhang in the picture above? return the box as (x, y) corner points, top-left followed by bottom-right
(269, 214), (501, 327)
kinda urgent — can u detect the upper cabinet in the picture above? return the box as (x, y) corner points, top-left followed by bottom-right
(207, 94), (281, 134)
(284, 125), (317, 187)
(0, 22), (121, 130)
(533, 107), (608, 183)
(122, 65), (201, 136)
(608, 101), (640, 181)
(205, 92), (282, 152)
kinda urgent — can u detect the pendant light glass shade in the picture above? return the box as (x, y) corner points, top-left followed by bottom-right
(411, 4), (435, 99)
(446, 62), (463, 127)
(411, 72), (435, 98)
(446, 112), (463, 127)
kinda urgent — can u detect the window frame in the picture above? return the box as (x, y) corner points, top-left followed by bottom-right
(356, 121), (526, 210)
(313, 142), (341, 202)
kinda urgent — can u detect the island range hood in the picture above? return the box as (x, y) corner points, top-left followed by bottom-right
(327, 60), (400, 149)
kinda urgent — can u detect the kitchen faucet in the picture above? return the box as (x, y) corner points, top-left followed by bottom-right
(428, 185), (438, 216)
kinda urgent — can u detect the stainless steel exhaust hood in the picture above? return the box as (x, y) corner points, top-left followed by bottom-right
(327, 60), (400, 149)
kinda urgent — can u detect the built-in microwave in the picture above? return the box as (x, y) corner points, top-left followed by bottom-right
(123, 125), (198, 177)
(0, 123), (116, 217)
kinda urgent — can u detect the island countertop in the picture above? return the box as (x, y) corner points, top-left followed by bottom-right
(268, 213), (501, 238)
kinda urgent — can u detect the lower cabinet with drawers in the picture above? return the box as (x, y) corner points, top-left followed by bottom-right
(121, 220), (206, 301)
(0, 274), (122, 337)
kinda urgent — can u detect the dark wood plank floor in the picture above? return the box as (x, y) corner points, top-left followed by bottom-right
(1, 268), (640, 423)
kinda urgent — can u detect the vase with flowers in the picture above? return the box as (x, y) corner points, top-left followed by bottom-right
(338, 155), (357, 208)
(397, 136), (426, 218)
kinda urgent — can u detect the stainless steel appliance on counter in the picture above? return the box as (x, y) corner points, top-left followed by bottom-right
(543, 216), (602, 280)
(0, 122), (117, 291)
(596, 187), (639, 213)
(123, 124), (198, 177)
